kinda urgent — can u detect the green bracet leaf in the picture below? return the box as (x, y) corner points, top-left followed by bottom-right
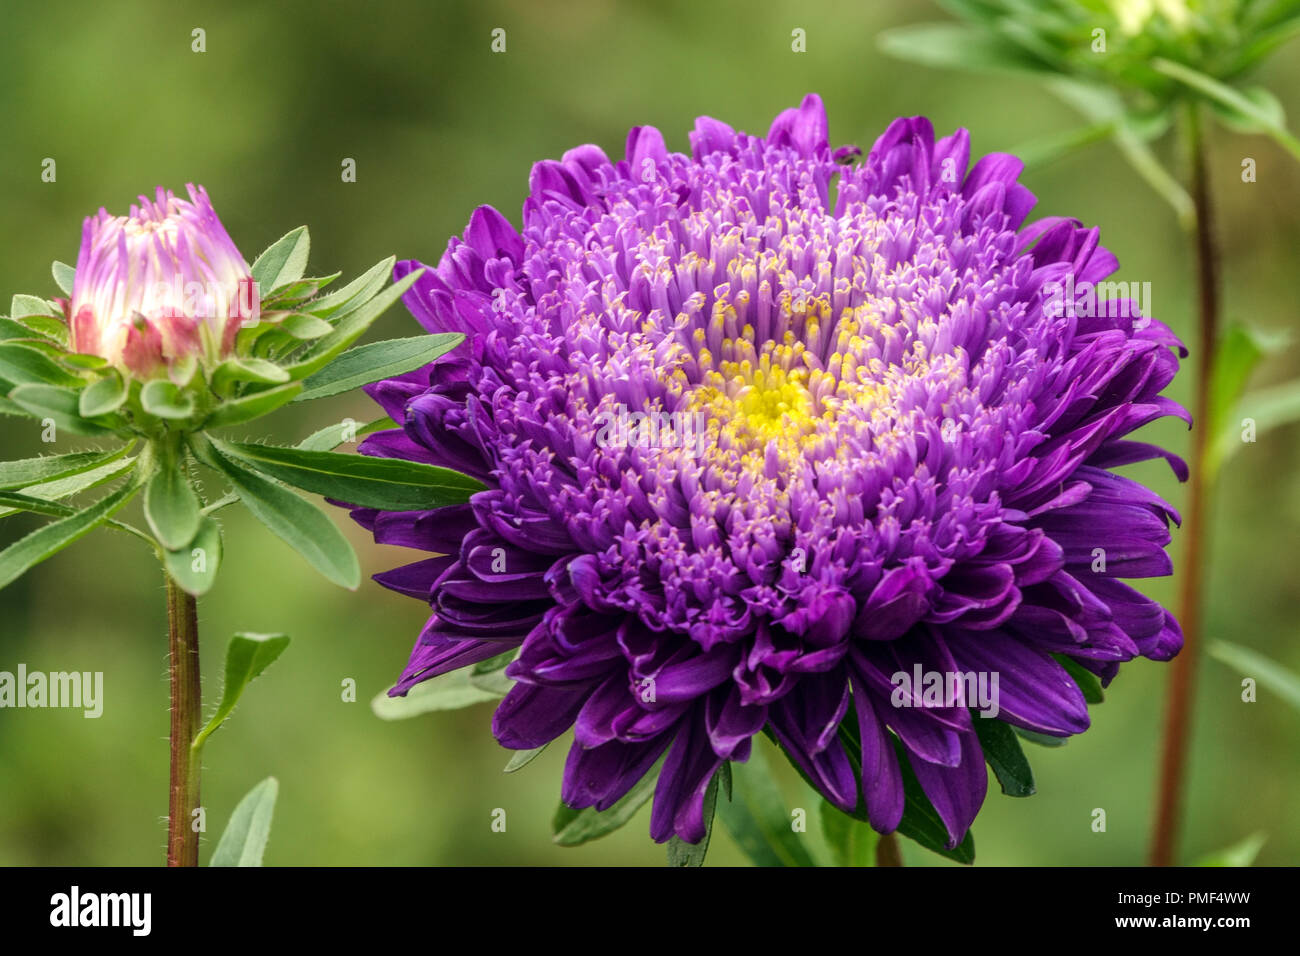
(278, 313), (333, 340)
(201, 381), (303, 429)
(0, 480), (139, 590)
(371, 667), (501, 720)
(193, 632), (291, 749)
(164, 516), (222, 597)
(144, 453), (202, 551)
(213, 438), (483, 511)
(211, 357), (290, 393)
(294, 333), (464, 402)
(78, 373), (127, 417)
(51, 261), (75, 296)
(6, 384), (116, 435)
(250, 226), (309, 294)
(971, 717), (1037, 797)
(552, 758), (664, 847)
(667, 768), (723, 867)
(209, 777), (278, 867)
(140, 380), (195, 419)
(716, 744), (818, 867)
(0, 343), (82, 388)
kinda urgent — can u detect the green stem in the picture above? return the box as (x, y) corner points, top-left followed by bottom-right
(1150, 101), (1219, 867)
(165, 571), (202, 867)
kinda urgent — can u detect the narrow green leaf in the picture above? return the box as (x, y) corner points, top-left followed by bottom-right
(0, 480), (139, 590)
(140, 380), (195, 419)
(1053, 653), (1104, 705)
(371, 668), (501, 720)
(0, 447), (129, 492)
(0, 458), (136, 519)
(504, 744), (547, 773)
(553, 759), (664, 846)
(164, 516), (222, 597)
(288, 269), (424, 378)
(306, 256), (395, 318)
(197, 438), (360, 589)
(0, 344), (82, 388)
(1208, 640), (1300, 712)
(278, 313), (333, 340)
(820, 799), (880, 866)
(144, 457), (202, 551)
(78, 373), (127, 417)
(297, 416), (396, 452)
(294, 333), (464, 402)
(250, 226), (309, 293)
(213, 438), (483, 511)
(1215, 378), (1300, 473)
(193, 632), (291, 749)
(201, 381), (303, 429)
(667, 769), (722, 867)
(716, 744), (818, 867)
(971, 717), (1037, 797)
(0, 492), (75, 518)
(894, 741), (976, 864)
(209, 777), (278, 867)
(877, 22), (1054, 76)
(211, 357), (290, 393)
(52, 261), (75, 296)
(1195, 832), (1267, 867)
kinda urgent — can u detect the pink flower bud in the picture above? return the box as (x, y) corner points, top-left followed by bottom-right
(68, 185), (258, 379)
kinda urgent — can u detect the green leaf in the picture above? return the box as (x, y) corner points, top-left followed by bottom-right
(78, 373), (127, 417)
(1208, 640), (1300, 712)
(1151, 57), (1300, 162)
(196, 438), (360, 589)
(201, 381), (303, 429)
(211, 357), (290, 393)
(820, 799), (880, 866)
(504, 744), (547, 773)
(667, 768), (722, 867)
(1215, 378), (1300, 473)
(0, 480), (139, 590)
(0, 492), (76, 518)
(1053, 653), (1105, 704)
(209, 777), (278, 867)
(297, 416), (395, 452)
(294, 333), (464, 402)
(278, 313), (333, 340)
(877, 22), (1054, 76)
(288, 269), (425, 378)
(0, 344), (82, 388)
(144, 456), (202, 551)
(1014, 727), (1066, 748)
(193, 632), (291, 749)
(6, 384), (118, 435)
(212, 439), (484, 511)
(1209, 86), (1287, 136)
(164, 516), (222, 597)
(716, 744), (818, 867)
(971, 717), (1037, 797)
(0, 457), (136, 520)
(371, 667), (502, 720)
(1194, 832), (1267, 867)
(0, 447), (129, 492)
(10, 294), (57, 319)
(305, 256), (395, 318)
(1208, 322), (1289, 442)
(140, 380), (195, 419)
(250, 226), (309, 294)
(51, 261), (75, 296)
(894, 740), (976, 864)
(553, 759), (664, 847)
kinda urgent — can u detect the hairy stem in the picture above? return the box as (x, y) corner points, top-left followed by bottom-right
(1151, 102), (1219, 867)
(166, 572), (202, 867)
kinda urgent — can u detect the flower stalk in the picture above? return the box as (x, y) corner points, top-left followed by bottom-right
(1151, 101), (1220, 868)
(165, 570), (202, 867)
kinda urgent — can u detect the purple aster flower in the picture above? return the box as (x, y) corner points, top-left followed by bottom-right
(353, 94), (1187, 847)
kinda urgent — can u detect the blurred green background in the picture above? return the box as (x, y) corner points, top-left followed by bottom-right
(0, 0), (1296, 866)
